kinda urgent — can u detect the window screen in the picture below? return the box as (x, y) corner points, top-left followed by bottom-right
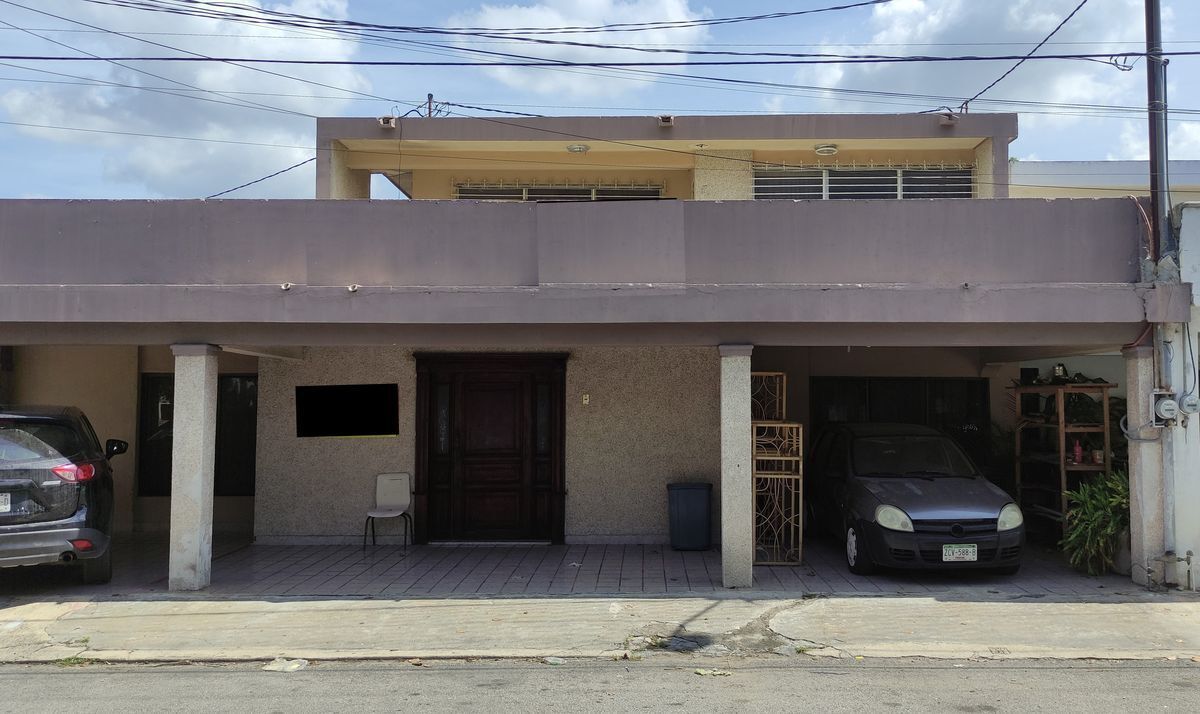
(827, 170), (899, 200)
(901, 169), (974, 198)
(752, 169), (823, 199)
(455, 184), (664, 201)
(754, 167), (975, 200)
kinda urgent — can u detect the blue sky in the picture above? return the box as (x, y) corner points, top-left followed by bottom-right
(0, 0), (1195, 199)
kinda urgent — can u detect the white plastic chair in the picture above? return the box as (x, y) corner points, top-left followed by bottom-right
(363, 472), (413, 551)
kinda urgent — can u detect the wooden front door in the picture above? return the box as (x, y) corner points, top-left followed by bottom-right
(415, 354), (565, 543)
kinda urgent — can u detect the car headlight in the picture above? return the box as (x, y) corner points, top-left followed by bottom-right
(874, 505), (914, 532)
(998, 503), (1024, 531)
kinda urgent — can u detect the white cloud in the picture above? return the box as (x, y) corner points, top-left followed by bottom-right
(1109, 121), (1200, 160)
(0, 0), (369, 197)
(787, 0), (1152, 153)
(447, 0), (709, 97)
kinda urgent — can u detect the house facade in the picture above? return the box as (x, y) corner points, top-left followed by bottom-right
(0, 113), (1193, 591)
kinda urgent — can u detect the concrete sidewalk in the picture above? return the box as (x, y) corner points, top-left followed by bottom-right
(2, 590), (1199, 664)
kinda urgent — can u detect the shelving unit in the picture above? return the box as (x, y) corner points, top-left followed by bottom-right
(750, 372), (803, 565)
(1011, 383), (1115, 533)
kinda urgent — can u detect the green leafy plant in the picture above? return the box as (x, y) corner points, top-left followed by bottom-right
(1061, 470), (1130, 575)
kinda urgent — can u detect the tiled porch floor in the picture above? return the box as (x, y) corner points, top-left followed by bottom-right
(1, 536), (1135, 599)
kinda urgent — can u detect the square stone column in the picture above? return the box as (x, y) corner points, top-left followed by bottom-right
(1123, 344), (1164, 586)
(169, 344), (220, 591)
(720, 344), (754, 588)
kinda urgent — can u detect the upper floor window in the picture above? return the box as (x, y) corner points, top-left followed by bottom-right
(455, 182), (664, 201)
(753, 167), (974, 200)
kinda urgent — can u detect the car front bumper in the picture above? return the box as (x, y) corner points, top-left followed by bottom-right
(0, 519), (111, 568)
(862, 523), (1024, 569)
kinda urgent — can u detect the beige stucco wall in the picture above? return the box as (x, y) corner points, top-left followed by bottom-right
(254, 347), (417, 541)
(565, 346), (720, 542)
(253, 345), (720, 543)
(692, 150), (753, 200)
(974, 139), (996, 199)
(12, 346), (139, 534)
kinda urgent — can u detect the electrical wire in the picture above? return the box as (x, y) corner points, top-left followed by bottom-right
(8, 55), (1200, 121)
(0, 0), (428, 113)
(205, 156), (314, 198)
(81, 0), (897, 36)
(5, 27), (1198, 48)
(2, 50), (1196, 66)
(961, 0), (1091, 111)
(0, 0), (313, 118)
(35, 0), (1190, 123)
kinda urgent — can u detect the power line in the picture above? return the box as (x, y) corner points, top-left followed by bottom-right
(0, 0), (426, 114)
(0, 50), (1194, 66)
(961, 0), (1090, 111)
(9, 71), (1200, 125)
(4, 27), (1197, 48)
(205, 156), (314, 198)
(81, 0), (896, 36)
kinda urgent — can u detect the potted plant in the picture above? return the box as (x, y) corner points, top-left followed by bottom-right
(1061, 470), (1131, 576)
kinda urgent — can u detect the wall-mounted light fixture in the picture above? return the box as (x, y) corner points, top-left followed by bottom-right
(566, 144), (590, 154)
(814, 144), (839, 157)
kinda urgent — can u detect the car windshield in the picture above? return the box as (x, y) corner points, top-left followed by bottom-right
(0, 422), (83, 464)
(852, 435), (975, 477)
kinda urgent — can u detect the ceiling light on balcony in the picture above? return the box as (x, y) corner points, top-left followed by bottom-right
(566, 144), (590, 153)
(814, 144), (839, 156)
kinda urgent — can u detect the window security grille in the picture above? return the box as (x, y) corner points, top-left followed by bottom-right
(753, 167), (974, 200)
(455, 183), (664, 201)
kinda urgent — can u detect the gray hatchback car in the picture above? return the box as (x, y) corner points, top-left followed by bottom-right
(0, 406), (127, 583)
(806, 423), (1024, 575)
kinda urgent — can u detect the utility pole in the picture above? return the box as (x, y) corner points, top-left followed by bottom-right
(1146, 0), (1173, 257)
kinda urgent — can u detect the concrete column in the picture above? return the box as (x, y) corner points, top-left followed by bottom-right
(720, 344), (754, 588)
(169, 344), (220, 591)
(1123, 345), (1164, 586)
(316, 138), (371, 199)
(693, 150), (753, 200)
(973, 138), (1010, 199)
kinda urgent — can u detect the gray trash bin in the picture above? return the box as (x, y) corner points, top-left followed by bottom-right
(667, 482), (712, 551)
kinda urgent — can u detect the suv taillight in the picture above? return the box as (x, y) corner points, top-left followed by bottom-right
(51, 463), (97, 483)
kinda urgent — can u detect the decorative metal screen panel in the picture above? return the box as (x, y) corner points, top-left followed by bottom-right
(753, 421), (803, 564)
(754, 474), (803, 565)
(750, 372), (786, 422)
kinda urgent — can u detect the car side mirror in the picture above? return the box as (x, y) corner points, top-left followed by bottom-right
(106, 439), (129, 459)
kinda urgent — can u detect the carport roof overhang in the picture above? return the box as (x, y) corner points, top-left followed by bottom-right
(0, 281), (1184, 347)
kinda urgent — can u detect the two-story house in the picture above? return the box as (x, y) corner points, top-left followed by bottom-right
(0, 112), (1190, 591)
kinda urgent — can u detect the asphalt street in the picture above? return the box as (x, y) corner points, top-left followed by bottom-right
(0, 657), (1196, 713)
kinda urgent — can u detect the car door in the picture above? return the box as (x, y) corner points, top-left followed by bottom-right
(826, 432), (854, 530)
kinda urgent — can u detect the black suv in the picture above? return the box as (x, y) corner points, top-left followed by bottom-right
(0, 406), (127, 584)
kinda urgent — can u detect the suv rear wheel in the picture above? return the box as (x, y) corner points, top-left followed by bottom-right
(80, 548), (112, 584)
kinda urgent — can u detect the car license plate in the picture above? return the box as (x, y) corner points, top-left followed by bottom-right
(943, 544), (977, 562)
(0, 492), (9, 513)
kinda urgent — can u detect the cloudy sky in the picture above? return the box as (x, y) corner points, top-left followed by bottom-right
(0, 0), (1195, 199)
